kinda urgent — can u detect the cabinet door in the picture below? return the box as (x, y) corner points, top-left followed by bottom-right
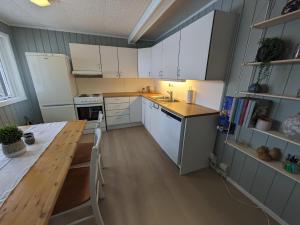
(151, 42), (163, 78)
(150, 104), (161, 144)
(142, 97), (146, 125)
(118, 47), (138, 78)
(129, 96), (142, 123)
(100, 45), (119, 78)
(138, 48), (152, 78)
(162, 31), (180, 79)
(144, 100), (152, 132)
(178, 12), (214, 80)
(69, 43), (101, 72)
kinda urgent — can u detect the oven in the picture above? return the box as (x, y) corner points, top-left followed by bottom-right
(75, 103), (106, 133)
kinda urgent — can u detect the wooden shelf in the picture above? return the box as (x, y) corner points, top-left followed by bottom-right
(240, 91), (300, 101)
(242, 58), (300, 66)
(225, 140), (300, 183)
(251, 128), (300, 147)
(252, 10), (300, 29)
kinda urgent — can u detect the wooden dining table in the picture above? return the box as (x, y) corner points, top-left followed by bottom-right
(0, 120), (86, 225)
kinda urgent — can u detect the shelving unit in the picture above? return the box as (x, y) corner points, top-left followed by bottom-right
(252, 10), (300, 29)
(242, 58), (300, 66)
(240, 91), (300, 101)
(252, 128), (300, 147)
(225, 140), (300, 183)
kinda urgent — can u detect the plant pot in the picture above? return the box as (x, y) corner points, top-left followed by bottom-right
(1, 140), (26, 158)
(256, 118), (272, 131)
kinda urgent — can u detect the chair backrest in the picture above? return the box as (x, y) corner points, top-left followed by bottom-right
(90, 128), (104, 225)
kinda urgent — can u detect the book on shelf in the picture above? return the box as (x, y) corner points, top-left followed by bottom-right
(229, 97), (273, 129)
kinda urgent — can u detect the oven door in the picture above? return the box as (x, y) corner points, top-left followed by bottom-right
(75, 104), (103, 121)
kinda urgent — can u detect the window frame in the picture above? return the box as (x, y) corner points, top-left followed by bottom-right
(0, 31), (26, 107)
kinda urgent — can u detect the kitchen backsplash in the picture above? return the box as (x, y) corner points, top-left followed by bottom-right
(75, 78), (156, 94)
(154, 80), (224, 110)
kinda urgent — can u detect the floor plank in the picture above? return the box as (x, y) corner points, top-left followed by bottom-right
(100, 126), (279, 225)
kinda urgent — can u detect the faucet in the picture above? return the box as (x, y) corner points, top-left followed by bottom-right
(167, 90), (173, 102)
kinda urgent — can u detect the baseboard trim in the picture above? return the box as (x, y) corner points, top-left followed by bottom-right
(226, 177), (289, 225)
(107, 122), (142, 130)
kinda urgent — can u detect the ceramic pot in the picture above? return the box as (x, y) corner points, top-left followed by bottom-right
(24, 132), (35, 145)
(2, 140), (26, 158)
(282, 113), (300, 139)
(248, 83), (261, 93)
(256, 118), (272, 131)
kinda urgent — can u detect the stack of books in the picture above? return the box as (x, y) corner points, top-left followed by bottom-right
(229, 97), (273, 128)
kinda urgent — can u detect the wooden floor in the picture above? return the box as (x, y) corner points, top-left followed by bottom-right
(98, 126), (279, 225)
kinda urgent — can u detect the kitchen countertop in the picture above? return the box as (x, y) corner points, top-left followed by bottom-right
(103, 92), (219, 118)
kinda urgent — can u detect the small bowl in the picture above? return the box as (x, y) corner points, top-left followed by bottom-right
(23, 132), (35, 145)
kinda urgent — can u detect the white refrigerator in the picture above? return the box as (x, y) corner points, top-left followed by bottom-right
(26, 53), (77, 123)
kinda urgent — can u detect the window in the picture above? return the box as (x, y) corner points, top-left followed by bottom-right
(0, 31), (26, 107)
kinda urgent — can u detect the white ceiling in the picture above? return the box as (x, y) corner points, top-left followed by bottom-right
(0, 0), (151, 37)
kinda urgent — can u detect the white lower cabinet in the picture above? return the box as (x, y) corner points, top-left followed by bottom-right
(105, 96), (142, 128)
(141, 97), (218, 175)
(129, 96), (142, 123)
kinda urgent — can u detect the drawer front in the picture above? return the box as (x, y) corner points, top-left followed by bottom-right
(106, 115), (130, 125)
(105, 102), (129, 110)
(105, 97), (129, 104)
(106, 109), (129, 117)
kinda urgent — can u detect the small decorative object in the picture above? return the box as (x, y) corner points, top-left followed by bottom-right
(23, 132), (35, 145)
(294, 43), (300, 59)
(283, 154), (299, 174)
(281, 0), (300, 15)
(282, 113), (300, 139)
(146, 86), (151, 93)
(256, 146), (272, 161)
(255, 118), (272, 131)
(0, 126), (26, 158)
(269, 147), (282, 161)
(297, 89), (300, 98)
(249, 38), (285, 93)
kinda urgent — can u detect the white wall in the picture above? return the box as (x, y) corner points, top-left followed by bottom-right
(154, 80), (224, 110)
(76, 78), (155, 94)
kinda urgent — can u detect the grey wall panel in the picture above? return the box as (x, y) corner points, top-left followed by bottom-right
(250, 163), (276, 203)
(249, 130), (268, 149)
(265, 173), (296, 216)
(229, 150), (246, 182)
(282, 184), (300, 225)
(238, 156), (259, 191)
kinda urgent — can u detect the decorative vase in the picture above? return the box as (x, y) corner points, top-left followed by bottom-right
(1, 140), (26, 158)
(248, 83), (261, 93)
(282, 113), (300, 139)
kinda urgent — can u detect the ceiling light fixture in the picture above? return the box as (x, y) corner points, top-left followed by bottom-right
(30, 0), (53, 7)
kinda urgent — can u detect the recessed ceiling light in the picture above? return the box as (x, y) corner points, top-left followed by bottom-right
(30, 0), (53, 7)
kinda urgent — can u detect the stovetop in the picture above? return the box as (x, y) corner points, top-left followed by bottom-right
(74, 93), (103, 104)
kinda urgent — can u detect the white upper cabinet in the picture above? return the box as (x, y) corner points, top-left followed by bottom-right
(151, 42), (163, 78)
(178, 10), (235, 80)
(118, 47), (138, 78)
(138, 48), (152, 78)
(162, 31), (180, 80)
(179, 12), (214, 80)
(69, 43), (101, 74)
(100, 45), (119, 78)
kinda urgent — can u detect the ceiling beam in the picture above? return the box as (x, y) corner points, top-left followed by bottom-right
(128, 0), (176, 44)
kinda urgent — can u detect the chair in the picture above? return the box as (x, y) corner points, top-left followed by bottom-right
(51, 128), (105, 225)
(71, 114), (104, 167)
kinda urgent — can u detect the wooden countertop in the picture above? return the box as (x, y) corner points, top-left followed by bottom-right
(103, 92), (219, 118)
(0, 120), (86, 225)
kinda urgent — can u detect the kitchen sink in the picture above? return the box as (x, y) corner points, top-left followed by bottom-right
(151, 96), (179, 102)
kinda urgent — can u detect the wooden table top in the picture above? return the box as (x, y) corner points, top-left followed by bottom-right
(103, 92), (219, 118)
(0, 120), (86, 225)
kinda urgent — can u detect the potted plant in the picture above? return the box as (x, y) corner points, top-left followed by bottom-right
(248, 38), (285, 93)
(0, 125), (26, 157)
